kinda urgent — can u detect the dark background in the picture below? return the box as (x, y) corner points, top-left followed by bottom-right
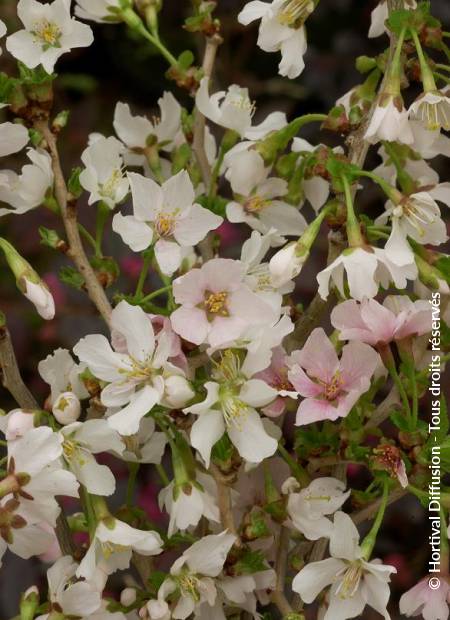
(0, 0), (449, 617)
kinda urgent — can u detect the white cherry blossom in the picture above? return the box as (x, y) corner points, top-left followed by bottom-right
(75, 0), (121, 23)
(113, 93), (182, 162)
(113, 171), (222, 275)
(196, 77), (287, 138)
(226, 149), (306, 240)
(77, 516), (163, 581)
(0, 149), (54, 217)
(238, 0), (309, 79)
(80, 135), (129, 209)
(6, 0), (94, 74)
(293, 511), (397, 620)
(185, 350), (282, 465)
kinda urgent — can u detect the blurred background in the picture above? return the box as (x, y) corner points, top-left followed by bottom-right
(0, 0), (449, 617)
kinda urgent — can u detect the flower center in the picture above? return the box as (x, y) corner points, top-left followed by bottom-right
(213, 350), (242, 383)
(177, 574), (201, 601)
(155, 212), (177, 237)
(322, 372), (344, 401)
(244, 195), (268, 213)
(220, 392), (249, 431)
(203, 291), (229, 317)
(123, 356), (156, 382)
(33, 20), (62, 48)
(335, 561), (363, 599)
(278, 0), (315, 26)
(100, 540), (128, 559)
(394, 198), (436, 237)
(274, 369), (293, 391)
(413, 96), (450, 131)
(100, 168), (124, 200)
(228, 92), (256, 116)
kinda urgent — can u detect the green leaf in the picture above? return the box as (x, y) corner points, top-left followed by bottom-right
(212, 433), (234, 463)
(177, 50), (195, 70)
(147, 570), (168, 595)
(390, 411), (411, 432)
(67, 167), (83, 199)
(234, 550), (267, 575)
(59, 266), (85, 290)
(39, 226), (62, 250)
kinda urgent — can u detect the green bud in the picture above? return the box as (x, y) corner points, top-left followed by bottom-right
(20, 586), (39, 620)
(221, 129), (240, 153)
(356, 55), (377, 73)
(171, 143), (192, 174)
(52, 110), (70, 132)
(39, 226), (65, 251)
(121, 7), (144, 30)
(0, 238), (40, 289)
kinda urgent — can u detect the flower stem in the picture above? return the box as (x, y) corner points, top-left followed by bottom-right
(95, 202), (110, 258)
(78, 224), (97, 253)
(341, 174), (363, 247)
(410, 28), (437, 92)
(156, 463), (170, 486)
(126, 462), (140, 507)
(135, 251), (154, 299)
(381, 141), (416, 194)
(360, 479), (389, 559)
(277, 443), (309, 486)
(378, 344), (413, 429)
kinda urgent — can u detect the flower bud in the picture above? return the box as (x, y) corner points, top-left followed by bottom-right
(0, 237), (55, 320)
(20, 585), (39, 620)
(163, 375), (195, 409)
(2, 409), (35, 440)
(23, 278), (55, 320)
(146, 599), (171, 620)
(120, 587), (137, 607)
(269, 242), (307, 287)
(52, 392), (81, 425)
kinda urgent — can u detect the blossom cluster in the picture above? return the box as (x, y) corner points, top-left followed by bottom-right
(0, 1), (448, 620)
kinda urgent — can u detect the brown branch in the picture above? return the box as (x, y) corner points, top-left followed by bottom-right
(0, 323), (38, 410)
(34, 120), (113, 326)
(271, 526), (295, 616)
(0, 317), (76, 557)
(192, 34), (223, 189)
(210, 464), (240, 543)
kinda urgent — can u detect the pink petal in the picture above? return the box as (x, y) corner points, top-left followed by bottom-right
(295, 328), (339, 383)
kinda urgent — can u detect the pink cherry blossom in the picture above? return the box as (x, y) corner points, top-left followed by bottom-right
(288, 328), (379, 425)
(171, 258), (277, 348)
(400, 577), (450, 620)
(255, 346), (294, 417)
(331, 295), (432, 346)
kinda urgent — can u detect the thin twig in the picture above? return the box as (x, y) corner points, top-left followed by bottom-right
(34, 119), (113, 326)
(0, 324), (38, 409)
(192, 34), (223, 189)
(271, 526), (294, 616)
(210, 464), (240, 542)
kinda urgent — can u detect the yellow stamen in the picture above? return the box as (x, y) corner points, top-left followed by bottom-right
(278, 0), (315, 26)
(33, 20), (62, 46)
(204, 291), (229, 317)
